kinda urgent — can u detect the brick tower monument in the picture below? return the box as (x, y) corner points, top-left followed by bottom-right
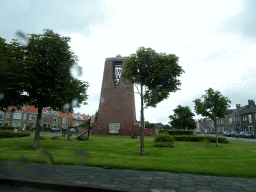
(91, 55), (156, 136)
(91, 55), (136, 135)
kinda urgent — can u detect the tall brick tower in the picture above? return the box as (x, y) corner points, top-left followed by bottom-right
(92, 55), (137, 135)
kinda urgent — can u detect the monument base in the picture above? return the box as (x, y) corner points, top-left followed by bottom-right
(91, 123), (156, 136)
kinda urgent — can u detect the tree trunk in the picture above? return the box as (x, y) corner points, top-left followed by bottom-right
(33, 106), (43, 149)
(215, 117), (218, 147)
(140, 83), (145, 155)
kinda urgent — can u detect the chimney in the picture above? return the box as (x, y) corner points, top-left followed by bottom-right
(248, 100), (255, 106)
(236, 104), (240, 109)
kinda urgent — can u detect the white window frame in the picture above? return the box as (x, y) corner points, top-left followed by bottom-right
(29, 114), (36, 121)
(229, 118), (232, 124)
(0, 111), (4, 120)
(248, 114), (252, 123)
(13, 112), (22, 120)
(23, 113), (27, 120)
(53, 117), (58, 122)
(62, 117), (66, 123)
(6, 111), (10, 119)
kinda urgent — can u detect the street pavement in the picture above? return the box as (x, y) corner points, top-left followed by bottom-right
(1, 160), (256, 192)
(198, 134), (256, 144)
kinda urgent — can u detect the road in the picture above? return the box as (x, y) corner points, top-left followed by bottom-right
(197, 134), (256, 144)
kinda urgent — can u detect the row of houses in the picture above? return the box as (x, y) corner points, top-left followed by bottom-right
(197, 100), (256, 134)
(0, 105), (90, 130)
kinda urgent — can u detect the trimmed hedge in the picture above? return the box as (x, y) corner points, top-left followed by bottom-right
(0, 126), (15, 130)
(172, 135), (229, 143)
(154, 132), (175, 148)
(0, 130), (31, 138)
(159, 130), (193, 135)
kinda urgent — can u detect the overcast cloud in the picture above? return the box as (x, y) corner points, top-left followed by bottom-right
(1, 0), (256, 124)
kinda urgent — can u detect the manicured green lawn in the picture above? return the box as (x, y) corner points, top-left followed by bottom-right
(0, 134), (256, 178)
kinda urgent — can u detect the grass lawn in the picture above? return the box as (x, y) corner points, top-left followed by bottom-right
(0, 134), (256, 178)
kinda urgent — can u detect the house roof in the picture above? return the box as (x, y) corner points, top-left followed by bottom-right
(240, 105), (256, 116)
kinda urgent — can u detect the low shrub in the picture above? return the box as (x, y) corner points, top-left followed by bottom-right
(0, 126), (15, 130)
(159, 130), (193, 135)
(172, 135), (229, 143)
(15, 126), (21, 130)
(154, 132), (175, 148)
(0, 130), (31, 138)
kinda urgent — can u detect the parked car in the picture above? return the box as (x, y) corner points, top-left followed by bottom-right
(230, 131), (240, 137)
(249, 132), (255, 138)
(50, 128), (61, 132)
(239, 131), (251, 138)
(69, 128), (77, 132)
(223, 132), (231, 137)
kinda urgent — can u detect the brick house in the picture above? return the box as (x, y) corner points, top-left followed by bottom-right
(239, 100), (256, 134)
(198, 100), (255, 134)
(0, 105), (91, 130)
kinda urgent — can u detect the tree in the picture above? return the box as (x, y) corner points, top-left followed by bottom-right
(193, 88), (231, 147)
(0, 37), (29, 110)
(122, 47), (184, 155)
(163, 124), (172, 130)
(145, 121), (154, 128)
(1, 30), (89, 149)
(169, 105), (197, 130)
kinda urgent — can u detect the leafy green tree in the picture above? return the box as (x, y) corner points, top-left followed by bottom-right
(145, 121), (154, 128)
(163, 124), (172, 130)
(169, 105), (197, 130)
(122, 47), (184, 155)
(193, 88), (231, 147)
(93, 110), (98, 122)
(1, 30), (89, 149)
(0, 37), (29, 110)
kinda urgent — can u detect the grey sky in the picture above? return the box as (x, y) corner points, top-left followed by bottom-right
(1, 0), (256, 125)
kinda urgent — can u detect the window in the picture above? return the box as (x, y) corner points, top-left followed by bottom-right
(53, 117), (58, 122)
(248, 114), (252, 123)
(243, 116), (247, 121)
(229, 118), (232, 124)
(13, 112), (22, 120)
(29, 114), (36, 121)
(23, 114), (27, 120)
(113, 61), (122, 86)
(6, 111), (10, 119)
(0, 111), (3, 120)
(62, 124), (66, 129)
(62, 118), (66, 123)
(52, 124), (57, 128)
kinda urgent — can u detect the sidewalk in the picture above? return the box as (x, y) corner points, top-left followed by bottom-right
(1, 161), (256, 192)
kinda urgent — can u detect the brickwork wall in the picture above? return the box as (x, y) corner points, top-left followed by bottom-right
(91, 123), (156, 136)
(92, 57), (145, 136)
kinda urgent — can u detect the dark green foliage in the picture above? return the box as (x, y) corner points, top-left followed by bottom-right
(0, 38), (29, 110)
(169, 105), (197, 130)
(0, 30), (89, 148)
(145, 121), (154, 128)
(122, 47), (185, 154)
(154, 132), (175, 147)
(193, 88), (231, 146)
(155, 132), (175, 142)
(159, 130), (193, 135)
(173, 135), (229, 143)
(122, 47), (185, 109)
(0, 126), (15, 130)
(0, 130), (31, 138)
(193, 88), (231, 120)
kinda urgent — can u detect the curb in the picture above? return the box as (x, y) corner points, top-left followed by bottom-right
(0, 178), (128, 192)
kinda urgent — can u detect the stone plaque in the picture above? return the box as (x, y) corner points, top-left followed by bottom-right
(109, 123), (120, 133)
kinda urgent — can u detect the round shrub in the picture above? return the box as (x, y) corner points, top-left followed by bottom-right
(155, 132), (175, 142)
(154, 132), (175, 148)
